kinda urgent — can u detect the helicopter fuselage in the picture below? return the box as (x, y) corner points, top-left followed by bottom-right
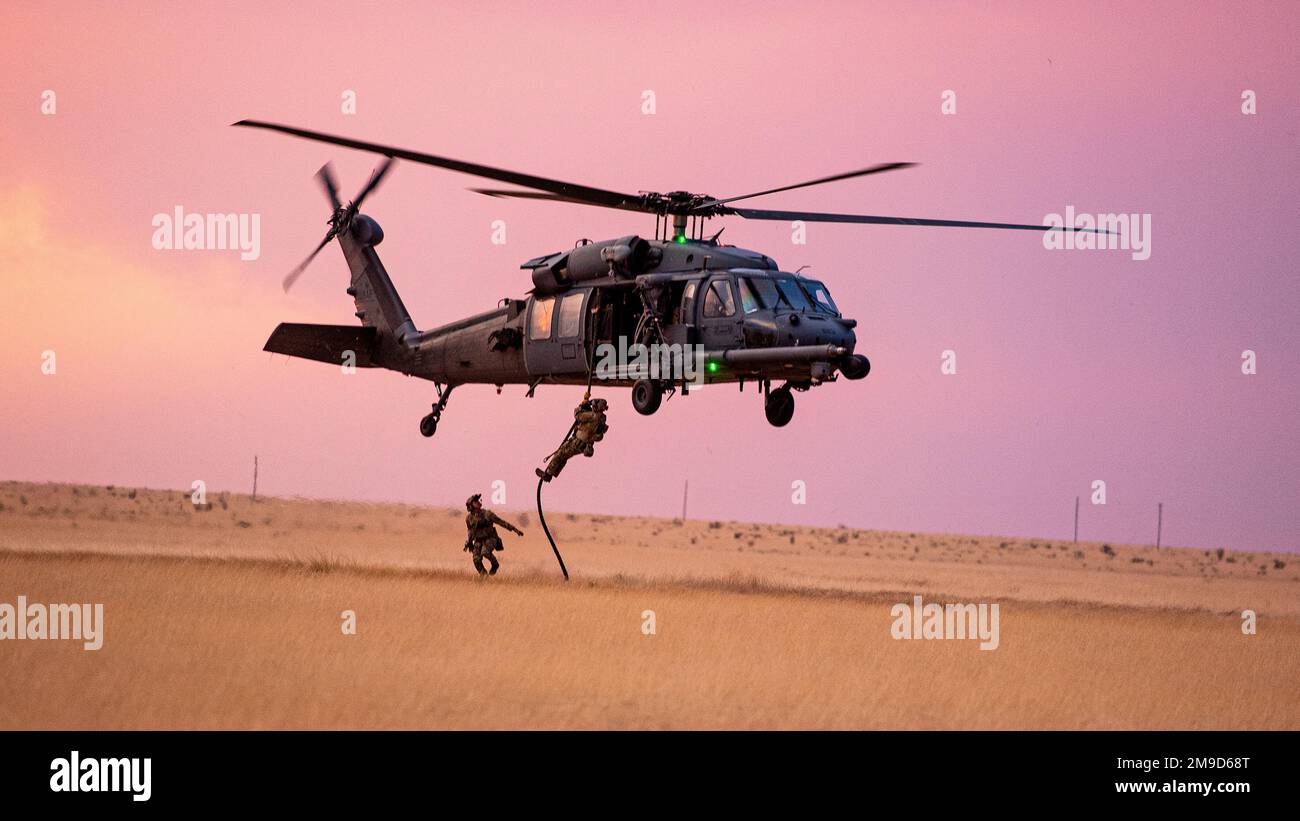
(398, 236), (862, 391)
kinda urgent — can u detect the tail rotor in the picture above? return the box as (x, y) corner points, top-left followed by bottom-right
(281, 157), (396, 293)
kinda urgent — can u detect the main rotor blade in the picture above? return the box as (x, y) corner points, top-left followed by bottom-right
(468, 188), (655, 213)
(234, 120), (647, 211)
(471, 188), (580, 202)
(707, 163), (917, 208)
(316, 163), (342, 211)
(351, 156), (394, 211)
(726, 206), (1110, 233)
(282, 229), (337, 292)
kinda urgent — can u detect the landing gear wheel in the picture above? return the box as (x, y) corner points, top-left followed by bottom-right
(764, 387), (795, 427)
(631, 379), (663, 416)
(419, 414), (438, 437)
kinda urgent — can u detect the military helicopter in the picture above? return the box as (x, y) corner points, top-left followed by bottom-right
(235, 120), (1084, 435)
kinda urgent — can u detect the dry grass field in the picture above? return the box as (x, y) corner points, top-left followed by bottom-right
(1, 480), (1296, 729)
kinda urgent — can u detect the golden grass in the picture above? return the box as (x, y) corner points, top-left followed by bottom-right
(0, 481), (1295, 729)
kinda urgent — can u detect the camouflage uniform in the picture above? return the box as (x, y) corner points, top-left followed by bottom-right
(463, 494), (522, 576)
(538, 398), (609, 481)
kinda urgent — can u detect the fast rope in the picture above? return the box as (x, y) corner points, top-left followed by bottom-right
(536, 476), (569, 581)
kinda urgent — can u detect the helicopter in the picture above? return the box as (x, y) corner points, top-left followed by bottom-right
(235, 120), (1091, 435)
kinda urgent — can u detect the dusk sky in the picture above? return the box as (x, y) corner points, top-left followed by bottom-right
(2, 1), (1296, 552)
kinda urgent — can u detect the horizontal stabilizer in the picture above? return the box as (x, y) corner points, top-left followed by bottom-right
(264, 323), (380, 367)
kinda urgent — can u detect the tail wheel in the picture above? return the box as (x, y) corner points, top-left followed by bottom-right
(419, 414), (438, 437)
(631, 379), (663, 416)
(764, 387), (795, 427)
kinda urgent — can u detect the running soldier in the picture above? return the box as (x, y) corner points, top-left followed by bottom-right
(463, 493), (523, 576)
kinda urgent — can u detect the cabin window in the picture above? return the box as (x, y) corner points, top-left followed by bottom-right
(558, 292), (584, 338)
(679, 281), (698, 324)
(529, 297), (555, 340)
(703, 279), (736, 318)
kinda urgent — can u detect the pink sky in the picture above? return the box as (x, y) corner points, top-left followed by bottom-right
(1, 1), (1297, 551)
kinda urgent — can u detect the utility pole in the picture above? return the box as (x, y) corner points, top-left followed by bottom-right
(1156, 502), (1163, 549)
(681, 479), (689, 522)
(252, 455), (259, 502)
(1073, 496), (1079, 543)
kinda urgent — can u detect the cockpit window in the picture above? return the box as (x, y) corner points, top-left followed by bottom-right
(775, 277), (812, 311)
(744, 276), (781, 310)
(702, 279), (736, 318)
(737, 277), (759, 314)
(800, 279), (840, 315)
